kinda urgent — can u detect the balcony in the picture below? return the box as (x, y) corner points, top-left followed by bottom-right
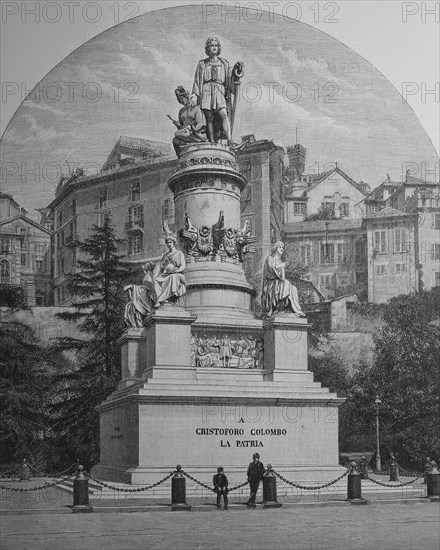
(125, 217), (144, 231)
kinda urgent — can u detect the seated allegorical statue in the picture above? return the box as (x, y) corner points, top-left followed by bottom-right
(152, 233), (186, 308)
(124, 262), (156, 328)
(261, 241), (305, 319)
(123, 232), (187, 328)
(169, 85), (207, 156)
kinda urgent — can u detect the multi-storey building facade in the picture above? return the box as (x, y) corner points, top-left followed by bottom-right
(0, 193), (52, 306)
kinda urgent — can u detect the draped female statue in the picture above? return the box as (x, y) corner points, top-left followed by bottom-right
(124, 234), (186, 328)
(261, 241), (305, 318)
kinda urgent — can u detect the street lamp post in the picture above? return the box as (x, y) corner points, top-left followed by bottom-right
(375, 395), (382, 473)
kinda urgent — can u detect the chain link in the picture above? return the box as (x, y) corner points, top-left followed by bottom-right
(228, 481), (249, 492)
(180, 470), (248, 493)
(272, 468), (349, 491)
(0, 466), (20, 478)
(365, 473), (423, 487)
(0, 474), (76, 492)
(85, 471), (175, 493)
(180, 470), (216, 492)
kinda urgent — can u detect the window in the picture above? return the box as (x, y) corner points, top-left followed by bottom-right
(336, 242), (349, 263)
(355, 240), (366, 264)
(69, 199), (76, 217)
(57, 231), (64, 249)
(56, 210), (63, 228)
(320, 243), (335, 264)
(373, 230), (386, 253)
(434, 213), (440, 230)
(0, 239), (10, 254)
(98, 188), (108, 209)
(128, 205), (143, 222)
(340, 202), (350, 217)
(0, 260), (10, 283)
(35, 259), (43, 271)
(394, 229), (407, 253)
(69, 220), (77, 238)
(301, 244), (312, 265)
(395, 263), (407, 274)
(375, 264), (387, 275)
(21, 253), (26, 266)
(356, 272), (367, 283)
(294, 202), (306, 216)
(131, 181), (140, 202)
(321, 202), (335, 216)
(434, 271), (440, 287)
(57, 256), (64, 276)
(129, 233), (143, 255)
(369, 203), (380, 215)
(433, 243), (440, 262)
(242, 186), (252, 205)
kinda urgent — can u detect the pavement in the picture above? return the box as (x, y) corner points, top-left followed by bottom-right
(1, 478), (439, 550)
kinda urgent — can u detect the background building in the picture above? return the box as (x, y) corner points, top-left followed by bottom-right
(0, 193), (52, 306)
(16, 134), (438, 307)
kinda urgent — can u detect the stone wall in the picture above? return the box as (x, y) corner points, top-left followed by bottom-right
(0, 306), (85, 344)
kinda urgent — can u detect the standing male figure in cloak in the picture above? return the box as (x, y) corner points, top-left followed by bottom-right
(191, 37), (243, 145)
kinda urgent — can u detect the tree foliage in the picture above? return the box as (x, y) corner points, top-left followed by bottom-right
(0, 322), (69, 469)
(54, 214), (135, 465)
(341, 289), (440, 466)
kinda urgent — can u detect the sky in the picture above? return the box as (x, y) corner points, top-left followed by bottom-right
(1, 3), (438, 217)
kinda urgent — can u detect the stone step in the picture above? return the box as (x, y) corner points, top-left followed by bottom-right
(146, 377), (319, 388)
(137, 385), (331, 397)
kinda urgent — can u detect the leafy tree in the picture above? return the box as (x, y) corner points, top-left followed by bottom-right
(309, 353), (351, 396)
(343, 289), (440, 467)
(54, 214), (135, 465)
(0, 322), (69, 470)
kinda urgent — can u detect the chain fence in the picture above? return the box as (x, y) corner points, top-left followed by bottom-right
(0, 473), (76, 492)
(271, 468), (349, 491)
(365, 472), (423, 488)
(180, 470), (249, 494)
(85, 471), (175, 493)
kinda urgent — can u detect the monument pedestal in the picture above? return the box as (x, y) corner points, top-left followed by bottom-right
(93, 314), (345, 490)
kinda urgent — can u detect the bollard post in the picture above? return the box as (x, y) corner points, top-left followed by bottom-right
(19, 459), (30, 481)
(72, 465), (93, 513)
(171, 465), (191, 511)
(262, 464), (282, 508)
(389, 454), (399, 482)
(358, 456), (367, 480)
(426, 462), (440, 502)
(347, 461), (368, 505)
(423, 457), (431, 484)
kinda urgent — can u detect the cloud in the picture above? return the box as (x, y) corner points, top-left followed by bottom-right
(22, 100), (68, 117)
(2, 114), (68, 146)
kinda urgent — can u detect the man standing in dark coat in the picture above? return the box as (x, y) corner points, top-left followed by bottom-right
(246, 453), (265, 506)
(213, 466), (228, 509)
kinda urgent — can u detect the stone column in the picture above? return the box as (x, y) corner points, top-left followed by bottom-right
(168, 143), (255, 323)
